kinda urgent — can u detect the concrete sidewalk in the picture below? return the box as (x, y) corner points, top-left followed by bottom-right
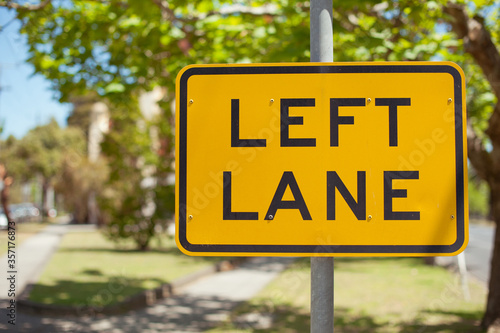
(0, 220), (95, 300)
(6, 256), (294, 332)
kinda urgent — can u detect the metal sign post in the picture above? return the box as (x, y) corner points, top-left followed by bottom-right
(310, 0), (334, 332)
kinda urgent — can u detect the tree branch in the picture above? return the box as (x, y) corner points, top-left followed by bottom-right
(444, 3), (500, 98)
(0, 0), (51, 11)
(444, 2), (500, 181)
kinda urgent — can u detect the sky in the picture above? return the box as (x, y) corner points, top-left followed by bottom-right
(0, 7), (70, 139)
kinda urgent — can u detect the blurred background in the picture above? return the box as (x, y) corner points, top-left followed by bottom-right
(0, 0), (499, 332)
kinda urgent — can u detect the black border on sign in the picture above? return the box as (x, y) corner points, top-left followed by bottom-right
(177, 64), (465, 255)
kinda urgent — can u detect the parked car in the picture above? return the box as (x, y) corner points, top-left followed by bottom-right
(10, 203), (40, 222)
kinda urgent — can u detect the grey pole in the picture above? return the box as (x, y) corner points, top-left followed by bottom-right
(310, 0), (334, 332)
(310, 0), (333, 62)
(311, 258), (334, 331)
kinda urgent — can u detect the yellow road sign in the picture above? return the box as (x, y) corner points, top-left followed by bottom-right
(175, 62), (468, 257)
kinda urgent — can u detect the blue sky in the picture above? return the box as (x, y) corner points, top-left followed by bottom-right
(0, 7), (70, 139)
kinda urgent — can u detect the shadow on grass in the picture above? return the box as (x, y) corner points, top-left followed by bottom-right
(222, 303), (485, 333)
(16, 294), (244, 332)
(226, 301), (311, 332)
(81, 269), (103, 276)
(222, 303), (385, 332)
(395, 309), (485, 333)
(28, 272), (164, 307)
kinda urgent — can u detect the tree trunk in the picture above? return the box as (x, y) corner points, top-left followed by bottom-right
(41, 178), (50, 217)
(490, 191), (495, 221)
(444, 4), (500, 330)
(482, 183), (500, 330)
(138, 242), (150, 251)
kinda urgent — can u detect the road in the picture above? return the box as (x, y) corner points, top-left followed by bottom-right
(465, 223), (495, 284)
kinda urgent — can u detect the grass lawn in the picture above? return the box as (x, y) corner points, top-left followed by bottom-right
(0, 221), (48, 256)
(28, 230), (221, 308)
(209, 258), (487, 333)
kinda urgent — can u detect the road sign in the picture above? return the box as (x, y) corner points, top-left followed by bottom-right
(175, 62), (468, 257)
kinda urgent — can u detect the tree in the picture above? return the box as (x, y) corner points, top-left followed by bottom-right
(442, 2), (500, 329)
(0, 135), (27, 184)
(3, 0), (315, 250)
(98, 98), (163, 250)
(4, 0), (500, 327)
(10, 118), (86, 216)
(55, 154), (109, 223)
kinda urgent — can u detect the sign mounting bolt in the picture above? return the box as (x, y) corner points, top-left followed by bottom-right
(189, 99), (194, 104)
(270, 98), (274, 103)
(368, 215), (372, 220)
(268, 214), (274, 220)
(188, 215), (193, 220)
(448, 98), (452, 104)
(367, 98), (372, 103)
(451, 215), (455, 220)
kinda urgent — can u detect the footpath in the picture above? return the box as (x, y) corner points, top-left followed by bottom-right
(0, 219), (95, 300)
(0, 220), (294, 332)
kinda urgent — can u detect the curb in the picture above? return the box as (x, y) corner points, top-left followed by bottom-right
(17, 257), (247, 318)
